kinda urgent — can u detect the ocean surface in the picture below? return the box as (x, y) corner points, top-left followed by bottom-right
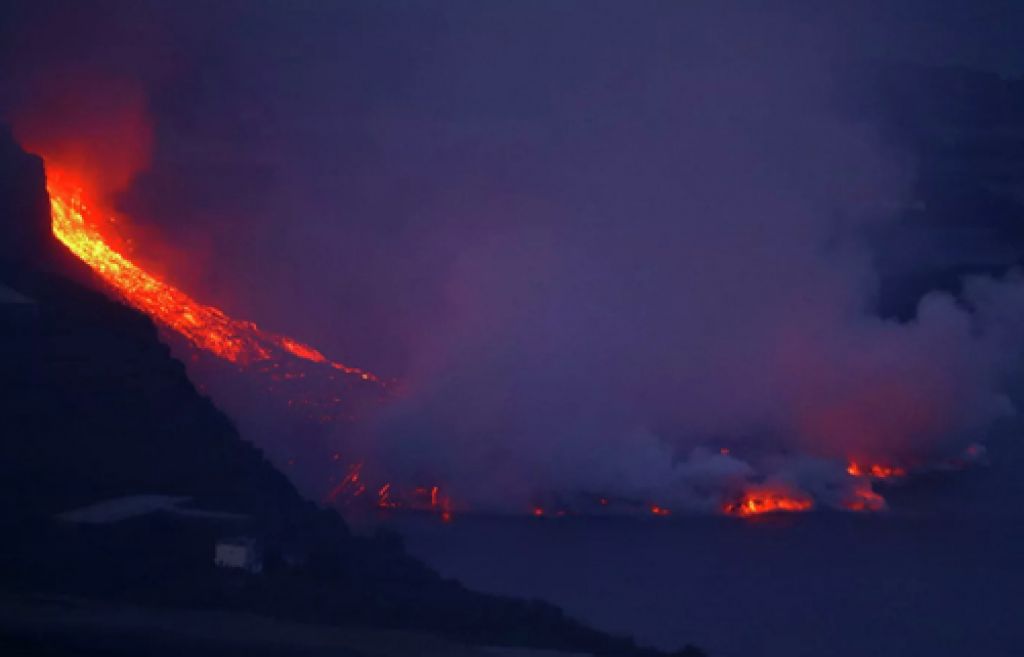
(393, 492), (1024, 657)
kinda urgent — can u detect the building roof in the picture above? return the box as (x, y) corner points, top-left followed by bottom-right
(57, 494), (249, 524)
(57, 495), (191, 524)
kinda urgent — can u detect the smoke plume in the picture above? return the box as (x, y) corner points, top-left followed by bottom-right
(4, 1), (1024, 513)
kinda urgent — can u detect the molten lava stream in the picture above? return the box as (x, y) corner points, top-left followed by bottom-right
(44, 169), (462, 519)
(45, 170), (382, 383)
(722, 489), (814, 517)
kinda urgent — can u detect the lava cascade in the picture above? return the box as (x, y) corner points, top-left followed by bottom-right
(43, 167), (461, 517)
(46, 170), (382, 385)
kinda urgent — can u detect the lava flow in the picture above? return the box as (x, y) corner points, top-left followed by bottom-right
(44, 166), (458, 518)
(40, 165), (907, 524)
(722, 460), (901, 517)
(324, 462), (453, 522)
(722, 488), (815, 517)
(846, 462), (907, 479)
(46, 169), (382, 384)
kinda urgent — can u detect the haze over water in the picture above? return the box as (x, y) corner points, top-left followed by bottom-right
(396, 428), (1024, 657)
(398, 512), (1024, 657)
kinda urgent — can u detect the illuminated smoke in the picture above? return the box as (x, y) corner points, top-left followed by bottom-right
(9, 4), (1024, 519)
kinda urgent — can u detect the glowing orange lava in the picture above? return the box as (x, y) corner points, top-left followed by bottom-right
(42, 164), (904, 523)
(325, 462), (366, 504)
(46, 170), (382, 382)
(722, 489), (814, 517)
(377, 483), (396, 509)
(846, 462), (907, 479)
(380, 482), (454, 519)
(41, 166), (460, 519)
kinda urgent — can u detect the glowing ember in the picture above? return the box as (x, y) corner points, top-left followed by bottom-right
(846, 462), (907, 479)
(722, 489), (814, 517)
(377, 482), (396, 509)
(649, 504), (671, 516)
(46, 170), (382, 383)
(325, 462), (366, 504)
(328, 467), (452, 519)
(843, 486), (887, 512)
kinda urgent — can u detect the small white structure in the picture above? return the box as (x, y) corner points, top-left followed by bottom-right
(214, 537), (263, 574)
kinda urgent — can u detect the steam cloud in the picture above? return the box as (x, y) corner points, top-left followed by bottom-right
(4, 2), (1024, 512)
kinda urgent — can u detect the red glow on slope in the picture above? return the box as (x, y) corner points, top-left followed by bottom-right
(46, 169), (382, 384)
(41, 164), (457, 519)
(325, 462), (366, 504)
(374, 482), (454, 515)
(41, 162), (916, 523)
(324, 465), (453, 520)
(377, 483), (396, 509)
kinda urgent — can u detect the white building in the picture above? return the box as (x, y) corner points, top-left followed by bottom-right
(214, 537), (264, 573)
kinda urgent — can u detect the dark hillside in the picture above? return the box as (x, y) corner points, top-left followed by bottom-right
(0, 126), (700, 657)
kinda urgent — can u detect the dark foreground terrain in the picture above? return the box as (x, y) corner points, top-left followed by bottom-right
(0, 125), (701, 657)
(0, 594), (604, 657)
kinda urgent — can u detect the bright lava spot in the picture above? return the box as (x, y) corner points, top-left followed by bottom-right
(846, 462), (907, 479)
(722, 489), (814, 517)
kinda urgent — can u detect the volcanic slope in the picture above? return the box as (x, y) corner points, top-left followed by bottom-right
(0, 125), (702, 657)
